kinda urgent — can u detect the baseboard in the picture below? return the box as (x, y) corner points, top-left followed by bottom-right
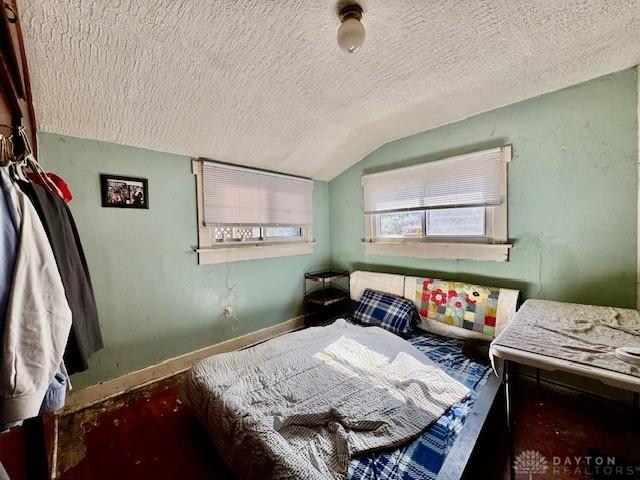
(63, 315), (306, 414)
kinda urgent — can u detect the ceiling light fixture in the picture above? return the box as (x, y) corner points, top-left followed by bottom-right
(337, 4), (365, 54)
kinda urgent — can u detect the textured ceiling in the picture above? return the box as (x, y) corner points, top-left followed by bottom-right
(19, 1), (640, 180)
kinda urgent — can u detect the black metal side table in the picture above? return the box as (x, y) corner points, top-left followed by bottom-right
(303, 270), (350, 326)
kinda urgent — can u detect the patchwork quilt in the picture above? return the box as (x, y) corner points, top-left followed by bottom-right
(416, 278), (500, 337)
(348, 332), (491, 480)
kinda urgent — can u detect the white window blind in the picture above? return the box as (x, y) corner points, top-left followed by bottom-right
(202, 162), (313, 226)
(362, 147), (506, 214)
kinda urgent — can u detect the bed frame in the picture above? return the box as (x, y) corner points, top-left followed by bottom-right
(348, 270), (514, 480)
(437, 374), (502, 479)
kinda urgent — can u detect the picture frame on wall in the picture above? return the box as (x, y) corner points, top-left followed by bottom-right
(100, 174), (149, 209)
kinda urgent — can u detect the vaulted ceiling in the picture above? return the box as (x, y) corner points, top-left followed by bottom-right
(20, 1), (640, 180)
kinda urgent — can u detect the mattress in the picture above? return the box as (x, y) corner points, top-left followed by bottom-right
(348, 330), (491, 480)
(181, 319), (471, 480)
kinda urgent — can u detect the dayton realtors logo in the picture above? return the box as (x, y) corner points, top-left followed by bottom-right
(514, 450), (640, 478)
(514, 450), (549, 479)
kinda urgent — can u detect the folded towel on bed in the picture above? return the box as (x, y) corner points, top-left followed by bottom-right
(181, 319), (469, 480)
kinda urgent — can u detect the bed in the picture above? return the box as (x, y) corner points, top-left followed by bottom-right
(182, 271), (518, 479)
(347, 331), (492, 479)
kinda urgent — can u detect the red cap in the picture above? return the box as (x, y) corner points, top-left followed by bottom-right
(47, 172), (73, 203)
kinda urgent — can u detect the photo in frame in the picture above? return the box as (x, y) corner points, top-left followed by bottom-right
(100, 174), (149, 209)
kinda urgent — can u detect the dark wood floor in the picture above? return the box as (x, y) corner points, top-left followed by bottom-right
(2, 372), (639, 479)
(56, 374), (235, 480)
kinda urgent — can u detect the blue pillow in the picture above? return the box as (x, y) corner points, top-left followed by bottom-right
(352, 289), (418, 335)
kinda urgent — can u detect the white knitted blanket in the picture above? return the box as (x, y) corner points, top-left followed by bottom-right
(181, 319), (469, 479)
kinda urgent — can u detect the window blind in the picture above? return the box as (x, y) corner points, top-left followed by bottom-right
(202, 162), (313, 226)
(362, 147), (506, 214)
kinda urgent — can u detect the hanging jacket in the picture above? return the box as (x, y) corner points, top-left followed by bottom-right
(0, 169), (20, 228)
(26, 171), (73, 203)
(0, 171), (21, 431)
(0, 170), (18, 345)
(0, 187), (72, 425)
(18, 181), (102, 374)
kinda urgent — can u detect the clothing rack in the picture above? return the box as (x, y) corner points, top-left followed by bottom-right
(0, 122), (52, 479)
(0, 0), (37, 154)
(0, 1), (51, 477)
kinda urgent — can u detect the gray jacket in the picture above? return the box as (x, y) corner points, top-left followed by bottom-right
(0, 186), (72, 424)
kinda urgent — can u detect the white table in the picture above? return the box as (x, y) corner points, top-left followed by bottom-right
(489, 299), (640, 479)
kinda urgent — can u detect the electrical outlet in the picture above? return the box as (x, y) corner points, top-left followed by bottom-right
(224, 306), (234, 318)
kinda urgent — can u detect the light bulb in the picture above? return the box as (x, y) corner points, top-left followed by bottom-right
(337, 16), (365, 53)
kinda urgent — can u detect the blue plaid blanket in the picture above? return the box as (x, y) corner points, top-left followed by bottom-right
(347, 332), (491, 480)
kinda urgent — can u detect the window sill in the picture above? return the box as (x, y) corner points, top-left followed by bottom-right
(197, 242), (315, 265)
(362, 241), (512, 262)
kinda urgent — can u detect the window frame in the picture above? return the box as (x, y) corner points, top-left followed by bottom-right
(362, 145), (512, 262)
(193, 160), (315, 264)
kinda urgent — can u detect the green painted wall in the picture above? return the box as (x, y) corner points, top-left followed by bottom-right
(38, 133), (330, 387)
(37, 69), (637, 388)
(329, 69), (638, 309)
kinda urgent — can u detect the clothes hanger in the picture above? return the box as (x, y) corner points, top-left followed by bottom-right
(0, 124), (27, 180)
(0, 134), (10, 167)
(7, 131), (29, 182)
(1, 135), (27, 184)
(0, 125), (67, 199)
(14, 127), (65, 197)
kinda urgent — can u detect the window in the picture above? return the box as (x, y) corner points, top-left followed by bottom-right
(213, 226), (303, 241)
(427, 207), (485, 236)
(263, 226), (303, 239)
(362, 146), (511, 261)
(378, 211), (424, 238)
(376, 207), (487, 239)
(193, 160), (314, 264)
